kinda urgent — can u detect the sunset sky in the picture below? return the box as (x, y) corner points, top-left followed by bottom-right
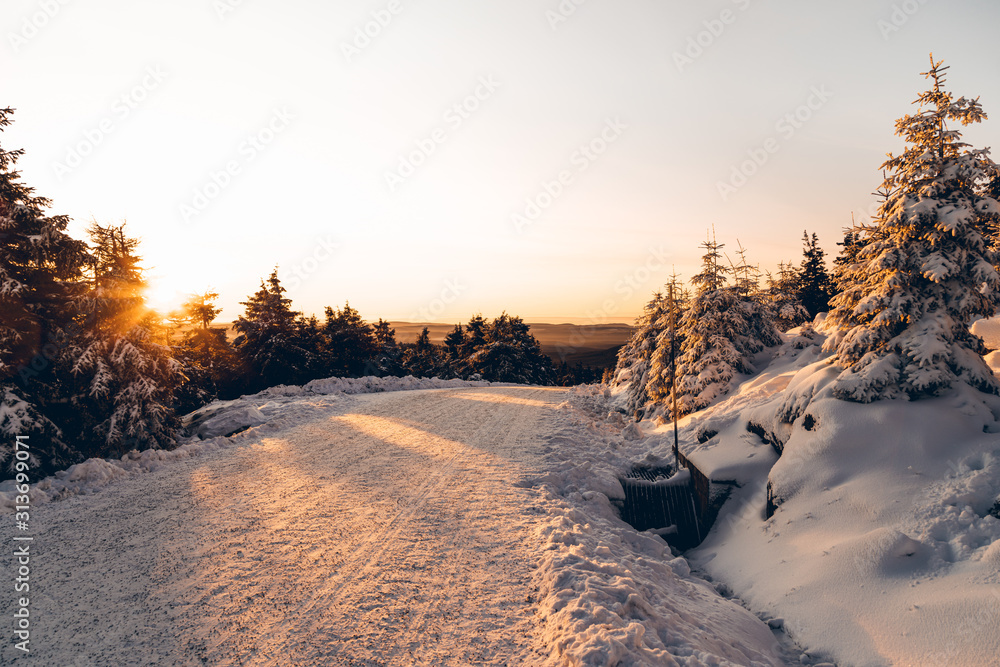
(4, 0), (1000, 327)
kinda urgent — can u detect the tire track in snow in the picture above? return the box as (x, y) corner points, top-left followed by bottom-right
(299, 388), (553, 664)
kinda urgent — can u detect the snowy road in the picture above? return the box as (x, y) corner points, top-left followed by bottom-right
(7, 387), (565, 666)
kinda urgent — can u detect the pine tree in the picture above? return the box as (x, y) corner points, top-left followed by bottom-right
(645, 277), (690, 410)
(728, 241), (760, 298)
(468, 313), (554, 384)
(832, 224), (867, 293)
(675, 238), (780, 415)
(826, 56), (1000, 402)
(612, 291), (667, 413)
(323, 302), (377, 378)
(233, 269), (311, 391)
(460, 314), (487, 359)
(70, 222), (183, 457)
(443, 324), (466, 378)
(172, 290), (237, 410)
(295, 313), (327, 381)
(402, 327), (440, 378)
(0, 107), (88, 473)
(765, 262), (810, 331)
(444, 324), (465, 360)
(371, 318), (403, 376)
(691, 229), (726, 293)
(795, 231), (833, 318)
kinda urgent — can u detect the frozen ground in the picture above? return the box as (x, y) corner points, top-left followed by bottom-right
(0, 384), (788, 666)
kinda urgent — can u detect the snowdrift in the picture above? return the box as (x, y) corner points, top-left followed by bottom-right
(603, 322), (1000, 666)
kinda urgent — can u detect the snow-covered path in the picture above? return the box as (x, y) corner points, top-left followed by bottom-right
(7, 387), (564, 666)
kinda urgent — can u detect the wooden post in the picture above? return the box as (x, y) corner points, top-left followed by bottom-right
(669, 283), (679, 463)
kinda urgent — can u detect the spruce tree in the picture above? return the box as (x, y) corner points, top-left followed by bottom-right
(675, 236), (780, 415)
(612, 291), (667, 414)
(460, 314), (487, 358)
(765, 262), (810, 331)
(233, 269), (311, 391)
(0, 107), (88, 473)
(826, 56), (1000, 402)
(371, 318), (403, 376)
(402, 327), (440, 378)
(832, 225), (867, 293)
(323, 302), (377, 378)
(70, 222), (182, 457)
(468, 313), (554, 384)
(173, 290), (237, 409)
(443, 324), (466, 377)
(645, 276), (689, 410)
(795, 231), (833, 318)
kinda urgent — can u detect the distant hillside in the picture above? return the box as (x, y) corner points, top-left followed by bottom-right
(208, 320), (633, 372)
(390, 321), (633, 370)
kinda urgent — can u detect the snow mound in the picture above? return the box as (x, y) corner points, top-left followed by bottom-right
(522, 389), (790, 666)
(194, 405), (267, 439)
(675, 333), (1000, 666)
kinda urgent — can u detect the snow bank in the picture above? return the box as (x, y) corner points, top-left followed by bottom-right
(636, 326), (1000, 666)
(519, 389), (791, 666)
(1, 375), (501, 509)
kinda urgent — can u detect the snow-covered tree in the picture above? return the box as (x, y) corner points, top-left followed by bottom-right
(832, 225), (867, 293)
(645, 279), (689, 411)
(171, 290), (238, 409)
(674, 237), (780, 416)
(460, 314), (487, 359)
(233, 269), (312, 391)
(765, 262), (810, 331)
(611, 290), (668, 413)
(0, 107), (88, 473)
(826, 56), (1000, 402)
(70, 222), (183, 457)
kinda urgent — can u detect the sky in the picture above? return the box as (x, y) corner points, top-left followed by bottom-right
(3, 0), (1000, 326)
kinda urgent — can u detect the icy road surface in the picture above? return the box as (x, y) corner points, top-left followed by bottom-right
(13, 388), (558, 665)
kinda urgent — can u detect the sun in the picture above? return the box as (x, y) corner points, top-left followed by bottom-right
(143, 279), (188, 315)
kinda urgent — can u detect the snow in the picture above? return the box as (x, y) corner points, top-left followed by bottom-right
(5, 329), (999, 664)
(609, 324), (1000, 666)
(0, 382), (790, 665)
(1, 375), (504, 509)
